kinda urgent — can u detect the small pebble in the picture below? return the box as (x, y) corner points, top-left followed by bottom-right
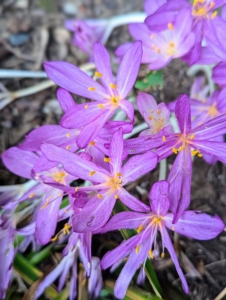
(62, 2), (77, 15)
(9, 33), (29, 46)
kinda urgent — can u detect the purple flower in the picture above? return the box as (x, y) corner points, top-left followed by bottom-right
(212, 62), (226, 87)
(41, 128), (158, 232)
(65, 19), (107, 60)
(44, 42), (142, 148)
(124, 94), (226, 221)
(99, 181), (225, 299)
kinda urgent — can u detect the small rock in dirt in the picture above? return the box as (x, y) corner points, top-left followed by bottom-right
(9, 33), (29, 46)
(62, 2), (77, 15)
(53, 27), (71, 44)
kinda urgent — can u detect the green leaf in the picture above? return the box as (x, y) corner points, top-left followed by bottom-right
(29, 245), (53, 265)
(135, 70), (163, 91)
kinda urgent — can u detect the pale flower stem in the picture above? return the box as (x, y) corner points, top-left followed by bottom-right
(124, 122), (148, 139)
(0, 70), (48, 78)
(159, 159), (167, 181)
(214, 287), (226, 300)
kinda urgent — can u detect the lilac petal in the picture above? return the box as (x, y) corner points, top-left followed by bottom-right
(70, 262), (77, 300)
(2, 147), (38, 179)
(217, 88), (226, 112)
(175, 94), (191, 133)
(128, 23), (152, 45)
(19, 125), (79, 152)
(35, 189), (62, 244)
(212, 62), (226, 86)
(122, 151), (158, 185)
(109, 128), (123, 174)
(57, 88), (76, 112)
(118, 99), (134, 121)
(72, 193), (116, 232)
(144, 0), (167, 15)
(101, 234), (141, 269)
(115, 43), (133, 58)
(97, 212), (146, 233)
(137, 92), (157, 117)
(161, 226), (189, 294)
(168, 149), (192, 223)
(33, 155), (58, 173)
(164, 211), (225, 240)
(114, 240), (149, 299)
(116, 41), (142, 99)
(79, 233), (92, 276)
(93, 43), (114, 93)
(41, 144), (110, 182)
(190, 114), (226, 139)
(76, 109), (113, 148)
(148, 55), (171, 71)
(44, 61), (107, 101)
(118, 188), (149, 212)
(190, 140), (226, 164)
(149, 180), (170, 216)
(58, 256), (74, 291)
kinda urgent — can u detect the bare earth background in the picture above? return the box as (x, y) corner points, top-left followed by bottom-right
(0, 1), (226, 299)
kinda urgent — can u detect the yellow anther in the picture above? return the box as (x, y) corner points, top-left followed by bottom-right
(51, 235), (58, 242)
(116, 172), (122, 177)
(172, 147), (178, 154)
(198, 153), (203, 157)
(150, 109), (154, 113)
(191, 149), (199, 156)
(210, 1), (215, 8)
(136, 244), (140, 254)
(168, 23), (174, 30)
(66, 145), (70, 150)
(190, 134), (195, 139)
(41, 195), (52, 209)
(148, 116), (153, 120)
(65, 209), (69, 213)
(29, 193), (35, 198)
(88, 87), (96, 91)
(90, 141), (95, 146)
(110, 83), (117, 89)
(84, 105), (89, 109)
(66, 133), (70, 138)
(89, 170), (96, 176)
(169, 41), (175, 48)
(97, 193), (103, 199)
(150, 34), (155, 39)
(211, 11), (217, 19)
(104, 157), (111, 162)
(157, 48), (161, 54)
(162, 136), (166, 142)
(151, 44), (155, 50)
(137, 224), (143, 233)
(161, 252), (165, 258)
(149, 249), (154, 259)
(95, 71), (102, 77)
(58, 193), (63, 197)
(82, 278), (87, 286)
(172, 226), (175, 231)
(157, 109), (161, 114)
(63, 223), (72, 235)
(75, 187), (79, 192)
(98, 104), (104, 109)
(114, 195), (119, 199)
(178, 145), (185, 152)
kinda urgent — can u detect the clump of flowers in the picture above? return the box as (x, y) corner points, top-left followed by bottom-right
(1, 1), (226, 299)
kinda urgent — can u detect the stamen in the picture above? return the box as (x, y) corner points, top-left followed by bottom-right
(84, 105), (89, 109)
(198, 152), (203, 157)
(66, 145), (70, 150)
(88, 87), (96, 91)
(178, 145), (185, 152)
(151, 44), (155, 50)
(58, 193), (63, 197)
(211, 11), (217, 19)
(150, 34), (155, 39)
(137, 224), (143, 233)
(98, 103), (104, 109)
(63, 223), (72, 235)
(104, 157), (111, 162)
(191, 149), (199, 156)
(172, 226), (175, 231)
(116, 172), (122, 177)
(136, 244), (140, 254)
(66, 133), (70, 138)
(89, 170), (96, 176)
(51, 235), (58, 242)
(114, 195), (119, 199)
(190, 134), (195, 139)
(90, 141), (95, 146)
(95, 71), (102, 77)
(75, 187), (79, 192)
(172, 147), (178, 154)
(210, 1), (215, 8)
(162, 136), (166, 142)
(29, 193), (35, 198)
(110, 83), (117, 89)
(157, 48), (161, 54)
(161, 252), (165, 258)
(148, 116), (153, 120)
(157, 109), (161, 114)
(97, 193), (103, 199)
(41, 195), (52, 209)
(149, 249), (154, 259)
(150, 109), (154, 113)
(168, 23), (174, 30)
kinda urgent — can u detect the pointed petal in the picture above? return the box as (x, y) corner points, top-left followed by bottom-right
(175, 94), (191, 133)
(97, 212), (146, 233)
(41, 144), (110, 182)
(2, 147), (37, 179)
(57, 88), (76, 112)
(118, 188), (149, 212)
(79, 233), (92, 276)
(93, 43), (114, 93)
(161, 226), (189, 294)
(35, 189), (62, 244)
(122, 151), (158, 184)
(118, 99), (134, 121)
(109, 128), (123, 174)
(44, 61), (107, 101)
(116, 41), (142, 98)
(149, 180), (170, 215)
(72, 193), (116, 232)
(164, 211), (225, 240)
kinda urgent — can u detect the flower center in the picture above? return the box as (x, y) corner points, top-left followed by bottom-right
(166, 41), (176, 56)
(51, 171), (67, 184)
(207, 102), (218, 117)
(192, 0), (217, 19)
(106, 173), (123, 192)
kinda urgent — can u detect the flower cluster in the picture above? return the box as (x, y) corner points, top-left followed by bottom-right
(1, 0), (226, 299)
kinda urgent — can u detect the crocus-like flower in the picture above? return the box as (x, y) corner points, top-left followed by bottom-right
(99, 181), (225, 299)
(44, 42), (142, 148)
(124, 94), (226, 221)
(65, 19), (107, 60)
(41, 128), (158, 232)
